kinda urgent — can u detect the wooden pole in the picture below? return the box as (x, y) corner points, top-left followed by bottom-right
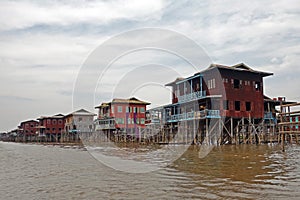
(230, 117), (233, 144)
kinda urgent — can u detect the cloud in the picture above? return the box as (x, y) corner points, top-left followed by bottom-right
(0, 0), (167, 31)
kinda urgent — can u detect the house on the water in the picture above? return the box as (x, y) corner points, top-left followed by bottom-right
(37, 114), (65, 142)
(18, 119), (39, 142)
(63, 109), (96, 142)
(94, 97), (150, 137)
(147, 63), (288, 144)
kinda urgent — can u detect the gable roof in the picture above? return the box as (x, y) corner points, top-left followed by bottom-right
(65, 109), (96, 117)
(20, 119), (39, 125)
(37, 114), (65, 120)
(95, 97), (150, 108)
(205, 63), (273, 77)
(166, 63), (273, 87)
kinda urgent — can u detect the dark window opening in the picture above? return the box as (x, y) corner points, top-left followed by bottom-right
(255, 82), (261, 91)
(235, 101), (240, 111)
(234, 79), (240, 89)
(246, 102), (251, 111)
(223, 100), (229, 110)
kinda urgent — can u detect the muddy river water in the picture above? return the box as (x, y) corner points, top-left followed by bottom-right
(0, 142), (299, 199)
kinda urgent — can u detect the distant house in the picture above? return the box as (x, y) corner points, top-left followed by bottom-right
(94, 97), (150, 133)
(37, 114), (65, 142)
(18, 119), (39, 141)
(64, 109), (96, 133)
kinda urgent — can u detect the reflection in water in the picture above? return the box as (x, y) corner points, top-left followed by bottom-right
(0, 142), (299, 200)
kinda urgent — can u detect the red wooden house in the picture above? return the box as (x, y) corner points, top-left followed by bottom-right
(165, 63), (273, 121)
(157, 63), (278, 144)
(37, 114), (65, 142)
(18, 119), (39, 141)
(95, 97), (150, 132)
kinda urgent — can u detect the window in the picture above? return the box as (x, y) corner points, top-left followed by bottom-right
(223, 100), (229, 110)
(134, 107), (137, 113)
(140, 118), (145, 125)
(207, 79), (216, 89)
(127, 118), (131, 124)
(52, 119), (57, 124)
(79, 117), (82, 122)
(116, 118), (124, 124)
(126, 106), (129, 113)
(234, 79), (240, 89)
(235, 101), (240, 111)
(255, 82), (261, 91)
(246, 102), (251, 111)
(118, 106), (122, 113)
(47, 119), (51, 124)
(140, 107), (145, 113)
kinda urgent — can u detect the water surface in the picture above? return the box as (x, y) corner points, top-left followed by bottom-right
(0, 142), (299, 199)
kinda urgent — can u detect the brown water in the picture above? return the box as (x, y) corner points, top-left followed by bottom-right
(0, 141), (299, 200)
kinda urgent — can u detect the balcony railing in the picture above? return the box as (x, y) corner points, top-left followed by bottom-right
(166, 109), (220, 122)
(177, 90), (206, 103)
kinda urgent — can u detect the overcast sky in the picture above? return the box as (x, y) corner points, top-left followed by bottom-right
(1, 0), (300, 131)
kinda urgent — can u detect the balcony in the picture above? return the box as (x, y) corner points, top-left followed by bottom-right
(166, 109), (220, 122)
(94, 118), (115, 130)
(264, 112), (277, 123)
(177, 91), (206, 103)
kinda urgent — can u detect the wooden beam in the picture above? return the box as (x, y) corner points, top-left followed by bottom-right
(280, 102), (300, 107)
(278, 121), (300, 125)
(278, 110), (300, 115)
